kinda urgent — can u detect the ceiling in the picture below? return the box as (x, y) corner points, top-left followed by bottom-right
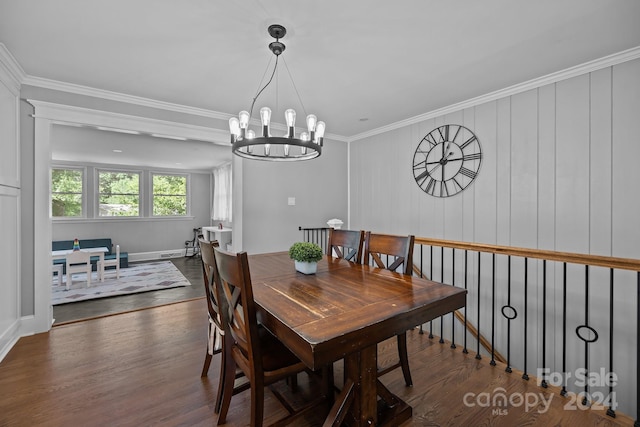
(1, 0), (639, 170)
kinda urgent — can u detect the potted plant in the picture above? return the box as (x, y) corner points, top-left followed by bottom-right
(288, 242), (324, 274)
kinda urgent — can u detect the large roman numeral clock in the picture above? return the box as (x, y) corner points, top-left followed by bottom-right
(412, 124), (482, 197)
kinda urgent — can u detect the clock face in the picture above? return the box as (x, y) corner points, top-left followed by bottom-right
(412, 124), (482, 197)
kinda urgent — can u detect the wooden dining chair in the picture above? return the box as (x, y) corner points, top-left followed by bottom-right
(326, 228), (364, 263)
(213, 247), (326, 427)
(363, 231), (415, 387)
(65, 250), (92, 289)
(198, 238), (227, 413)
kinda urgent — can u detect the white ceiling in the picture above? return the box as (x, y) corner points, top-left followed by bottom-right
(1, 0), (639, 170)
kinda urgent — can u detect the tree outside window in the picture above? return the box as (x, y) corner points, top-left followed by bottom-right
(51, 168), (83, 217)
(98, 171), (140, 216)
(152, 174), (187, 216)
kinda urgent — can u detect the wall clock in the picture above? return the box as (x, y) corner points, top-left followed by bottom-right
(412, 124), (482, 197)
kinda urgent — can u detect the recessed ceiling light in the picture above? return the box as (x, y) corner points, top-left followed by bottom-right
(151, 133), (187, 141)
(112, 149), (123, 153)
(97, 126), (140, 135)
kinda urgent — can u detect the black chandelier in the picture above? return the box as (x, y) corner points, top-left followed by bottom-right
(229, 24), (325, 161)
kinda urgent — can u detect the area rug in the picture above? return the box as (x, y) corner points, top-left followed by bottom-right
(52, 261), (191, 305)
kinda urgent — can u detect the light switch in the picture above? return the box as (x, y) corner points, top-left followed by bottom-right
(288, 197), (296, 206)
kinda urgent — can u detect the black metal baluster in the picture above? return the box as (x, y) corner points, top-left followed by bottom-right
(451, 248), (456, 349)
(505, 256), (513, 373)
(607, 268), (615, 418)
(522, 258), (529, 380)
(561, 262), (568, 397)
(440, 246), (445, 344)
(541, 260), (548, 387)
(476, 251), (482, 360)
(419, 245), (424, 334)
(463, 250), (469, 354)
(582, 265), (590, 406)
(429, 246), (434, 339)
(490, 253), (496, 366)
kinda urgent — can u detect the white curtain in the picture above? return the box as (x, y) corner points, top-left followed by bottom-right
(212, 163), (232, 222)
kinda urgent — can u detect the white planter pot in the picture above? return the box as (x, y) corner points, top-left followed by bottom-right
(295, 260), (318, 275)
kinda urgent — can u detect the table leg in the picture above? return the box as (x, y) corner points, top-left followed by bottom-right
(325, 344), (412, 427)
(99, 253), (105, 282)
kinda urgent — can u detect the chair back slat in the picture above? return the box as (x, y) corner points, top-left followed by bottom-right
(363, 232), (415, 275)
(198, 237), (222, 330)
(327, 229), (364, 263)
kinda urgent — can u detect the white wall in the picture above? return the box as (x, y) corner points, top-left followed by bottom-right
(350, 57), (640, 416)
(239, 138), (348, 254)
(0, 45), (22, 361)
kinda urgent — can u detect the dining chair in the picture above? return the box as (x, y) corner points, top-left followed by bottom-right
(52, 264), (64, 287)
(199, 237), (247, 415)
(65, 250), (92, 289)
(97, 244), (120, 280)
(363, 231), (415, 387)
(213, 247), (326, 427)
(326, 228), (364, 263)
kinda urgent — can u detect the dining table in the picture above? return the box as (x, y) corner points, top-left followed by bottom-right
(248, 252), (467, 427)
(51, 247), (109, 282)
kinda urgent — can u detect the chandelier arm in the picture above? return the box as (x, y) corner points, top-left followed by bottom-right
(281, 57), (308, 118)
(249, 55), (279, 119)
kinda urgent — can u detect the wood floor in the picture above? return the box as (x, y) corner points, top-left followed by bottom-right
(0, 298), (634, 427)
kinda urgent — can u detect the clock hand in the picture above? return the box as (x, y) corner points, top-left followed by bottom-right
(427, 151), (454, 175)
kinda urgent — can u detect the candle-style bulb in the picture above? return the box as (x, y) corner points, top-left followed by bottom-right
(306, 114), (317, 132)
(238, 111), (250, 129)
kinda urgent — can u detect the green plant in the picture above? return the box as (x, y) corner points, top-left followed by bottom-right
(288, 242), (323, 263)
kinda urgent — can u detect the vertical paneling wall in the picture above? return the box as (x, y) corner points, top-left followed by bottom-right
(0, 49), (21, 360)
(350, 59), (640, 259)
(350, 58), (640, 416)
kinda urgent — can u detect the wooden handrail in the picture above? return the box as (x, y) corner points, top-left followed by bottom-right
(414, 237), (640, 272)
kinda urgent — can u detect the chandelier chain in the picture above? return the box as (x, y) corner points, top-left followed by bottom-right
(249, 55), (279, 120)
(282, 57), (308, 118)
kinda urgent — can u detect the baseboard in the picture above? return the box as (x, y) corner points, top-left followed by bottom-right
(0, 319), (21, 363)
(129, 249), (187, 263)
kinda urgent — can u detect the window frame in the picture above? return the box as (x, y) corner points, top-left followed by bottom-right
(96, 168), (142, 218)
(150, 172), (190, 217)
(50, 166), (86, 219)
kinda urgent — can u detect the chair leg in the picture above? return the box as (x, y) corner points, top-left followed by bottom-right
(397, 332), (413, 386)
(250, 379), (265, 427)
(201, 350), (212, 377)
(216, 348), (236, 425)
(214, 336), (227, 414)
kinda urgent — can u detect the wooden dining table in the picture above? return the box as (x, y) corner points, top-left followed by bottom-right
(248, 252), (467, 427)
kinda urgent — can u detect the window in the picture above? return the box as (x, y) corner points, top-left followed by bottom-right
(152, 173), (188, 216)
(212, 163), (232, 222)
(51, 168), (84, 217)
(98, 170), (140, 217)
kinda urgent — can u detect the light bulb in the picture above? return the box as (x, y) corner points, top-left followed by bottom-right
(284, 144), (290, 157)
(315, 121), (326, 141)
(260, 107), (271, 126)
(264, 143), (271, 156)
(228, 117), (240, 136)
(285, 109), (296, 127)
(300, 131), (309, 155)
(306, 114), (317, 133)
(238, 111), (250, 129)
(246, 130), (255, 139)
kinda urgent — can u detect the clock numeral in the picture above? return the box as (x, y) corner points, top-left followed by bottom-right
(414, 169), (429, 183)
(462, 153), (482, 161)
(419, 176), (434, 195)
(451, 125), (462, 143)
(440, 125), (450, 142)
(460, 135), (477, 150)
(459, 167), (477, 179)
(449, 177), (463, 192)
(422, 134), (438, 147)
(441, 180), (449, 197)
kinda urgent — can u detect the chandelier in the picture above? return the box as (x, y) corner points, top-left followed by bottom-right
(229, 24), (325, 161)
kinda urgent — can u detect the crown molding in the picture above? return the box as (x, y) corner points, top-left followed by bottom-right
(0, 43), (26, 94)
(349, 46), (640, 142)
(27, 100), (230, 144)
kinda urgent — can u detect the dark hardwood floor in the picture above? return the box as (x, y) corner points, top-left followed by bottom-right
(2, 296), (634, 426)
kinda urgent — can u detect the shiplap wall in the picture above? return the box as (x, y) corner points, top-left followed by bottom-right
(350, 58), (640, 416)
